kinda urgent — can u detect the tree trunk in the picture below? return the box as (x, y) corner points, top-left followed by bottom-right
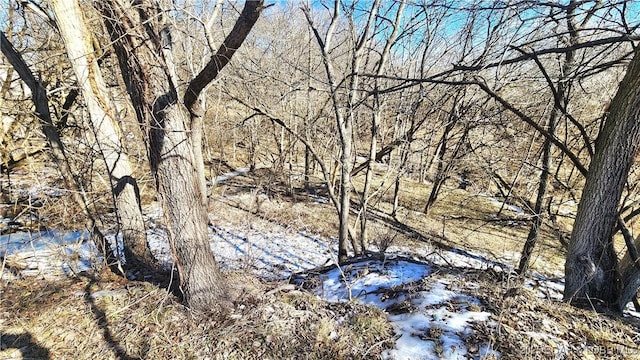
(338, 122), (353, 263)
(359, 0), (405, 250)
(101, 0), (227, 309)
(50, 0), (154, 270)
(99, 0), (262, 311)
(304, 23), (313, 190)
(303, 3), (360, 263)
(425, 100), (469, 214)
(424, 105), (458, 214)
(518, 0), (581, 276)
(564, 47), (640, 311)
(1, 30), (119, 271)
(360, 109), (379, 250)
(617, 219), (640, 310)
(152, 98), (227, 309)
(517, 126), (553, 275)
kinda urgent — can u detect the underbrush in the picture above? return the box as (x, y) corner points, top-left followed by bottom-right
(466, 270), (640, 359)
(3, 165), (640, 359)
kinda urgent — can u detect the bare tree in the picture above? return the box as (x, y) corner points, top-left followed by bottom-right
(49, 0), (155, 271)
(1, 30), (120, 270)
(358, 0), (406, 249)
(302, 0), (366, 263)
(517, 0), (600, 275)
(97, 0), (264, 311)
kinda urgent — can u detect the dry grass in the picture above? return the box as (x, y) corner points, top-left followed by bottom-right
(3, 265), (640, 359)
(215, 167), (568, 276)
(467, 270), (640, 359)
(3, 162), (640, 359)
(1, 271), (395, 359)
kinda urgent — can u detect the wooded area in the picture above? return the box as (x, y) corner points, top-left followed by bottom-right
(2, 0), (640, 320)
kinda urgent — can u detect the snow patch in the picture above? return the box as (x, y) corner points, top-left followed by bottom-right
(214, 167), (250, 185)
(297, 258), (499, 359)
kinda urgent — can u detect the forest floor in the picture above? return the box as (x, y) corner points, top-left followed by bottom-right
(1, 164), (640, 359)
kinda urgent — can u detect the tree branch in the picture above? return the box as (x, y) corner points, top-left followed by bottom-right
(184, 0), (265, 115)
(472, 79), (589, 176)
(452, 35), (639, 72)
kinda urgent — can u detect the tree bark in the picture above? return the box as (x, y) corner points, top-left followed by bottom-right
(564, 47), (640, 311)
(1, 30), (119, 271)
(98, 0), (262, 311)
(50, 0), (154, 270)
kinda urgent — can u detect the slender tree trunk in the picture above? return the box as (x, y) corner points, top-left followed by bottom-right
(338, 119), (353, 262)
(360, 110), (379, 249)
(0, 30), (119, 271)
(517, 120), (554, 275)
(304, 21), (313, 190)
(518, 0), (582, 275)
(564, 47), (640, 311)
(617, 218), (640, 310)
(303, 3), (359, 263)
(192, 109), (208, 207)
(359, 0), (405, 250)
(392, 127), (412, 217)
(425, 96), (462, 213)
(50, 0), (154, 270)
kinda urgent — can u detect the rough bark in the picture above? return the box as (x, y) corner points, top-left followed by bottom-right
(50, 0), (154, 270)
(100, 0), (221, 309)
(618, 216), (640, 310)
(98, 0), (262, 311)
(564, 47), (640, 311)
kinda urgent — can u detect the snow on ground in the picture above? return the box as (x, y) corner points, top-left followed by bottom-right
(213, 167), (250, 185)
(0, 230), (97, 277)
(1, 170), (623, 359)
(1, 224), (502, 358)
(292, 257), (499, 359)
(145, 224), (332, 280)
(480, 193), (525, 216)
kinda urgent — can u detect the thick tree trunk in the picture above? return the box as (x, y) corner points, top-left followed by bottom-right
(152, 98), (227, 309)
(564, 47), (640, 311)
(50, 0), (154, 270)
(99, 0), (262, 311)
(99, 0), (227, 310)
